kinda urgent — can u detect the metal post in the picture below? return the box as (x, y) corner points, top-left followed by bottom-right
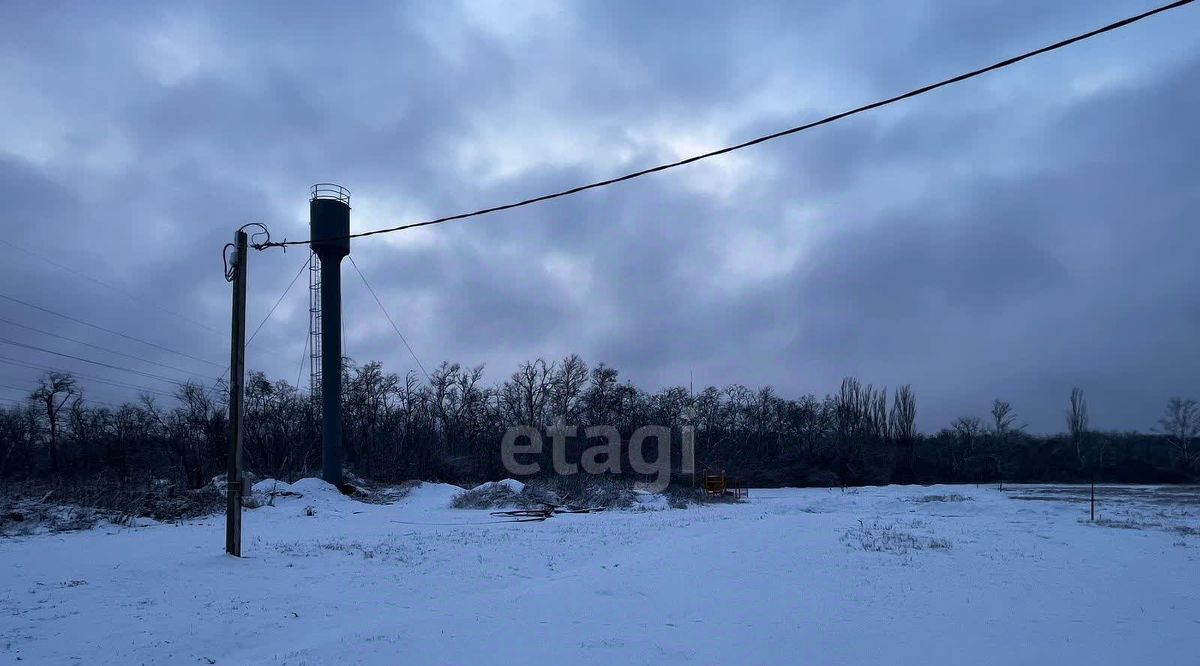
(1090, 476), (1096, 522)
(225, 230), (248, 556)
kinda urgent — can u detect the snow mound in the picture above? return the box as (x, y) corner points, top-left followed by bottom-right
(251, 479), (293, 494)
(452, 479), (526, 509)
(403, 482), (465, 509)
(471, 479), (525, 494)
(287, 478), (349, 502)
(632, 490), (670, 512)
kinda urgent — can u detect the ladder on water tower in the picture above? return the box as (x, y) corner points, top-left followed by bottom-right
(308, 251), (322, 402)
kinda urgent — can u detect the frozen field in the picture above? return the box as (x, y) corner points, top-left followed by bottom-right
(1, 482), (1197, 665)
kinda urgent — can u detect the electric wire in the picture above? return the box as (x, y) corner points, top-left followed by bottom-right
(0, 383), (121, 410)
(259, 0), (1195, 248)
(347, 255), (431, 381)
(0, 337), (196, 388)
(247, 254), (311, 349)
(0, 292), (223, 368)
(206, 253), (312, 398)
(295, 322), (310, 392)
(0, 315), (221, 381)
(0, 382), (32, 393)
(0, 355), (179, 399)
(0, 238), (225, 336)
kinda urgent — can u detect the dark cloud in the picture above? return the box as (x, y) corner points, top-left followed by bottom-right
(0, 1), (1196, 431)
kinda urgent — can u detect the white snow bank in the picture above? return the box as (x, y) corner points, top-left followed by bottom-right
(470, 479), (525, 494)
(403, 482), (464, 509)
(251, 478), (293, 494)
(287, 477), (349, 502)
(632, 489), (670, 511)
(245, 477), (340, 501)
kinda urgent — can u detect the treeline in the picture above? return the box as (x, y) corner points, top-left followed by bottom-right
(1, 354), (1197, 489)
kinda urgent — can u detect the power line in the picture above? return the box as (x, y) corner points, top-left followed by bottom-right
(247, 254), (310, 348)
(0, 315), (221, 381)
(260, 0), (1194, 248)
(206, 253), (313, 398)
(295, 321), (310, 391)
(0, 292), (223, 369)
(0, 251), (308, 405)
(0, 355), (179, 399)
(0, 238), (225, 336)
(348, 255), (431, 381)
(0, 337), (196, 389)
(0, 383), (122, 409)
(3, 369), (174, 400)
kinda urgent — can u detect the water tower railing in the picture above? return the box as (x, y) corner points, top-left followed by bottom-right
(310, 183), (350, 204)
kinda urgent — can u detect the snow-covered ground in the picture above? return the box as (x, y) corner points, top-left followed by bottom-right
(1, 482), (1197, 665)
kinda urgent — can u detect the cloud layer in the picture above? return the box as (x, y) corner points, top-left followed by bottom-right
(0, 0), (1197, 431)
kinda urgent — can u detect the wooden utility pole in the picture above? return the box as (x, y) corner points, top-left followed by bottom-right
(225, 230), (249, 556)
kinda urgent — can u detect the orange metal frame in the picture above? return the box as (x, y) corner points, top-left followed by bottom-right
(703, 472), (748, 499)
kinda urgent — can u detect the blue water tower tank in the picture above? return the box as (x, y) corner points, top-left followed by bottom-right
(310, 183), (350, 259)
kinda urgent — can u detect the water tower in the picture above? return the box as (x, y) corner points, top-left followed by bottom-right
(310, 183), (350, 485)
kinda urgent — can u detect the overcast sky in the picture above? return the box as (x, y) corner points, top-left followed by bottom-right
(0, 0), (1197, 432)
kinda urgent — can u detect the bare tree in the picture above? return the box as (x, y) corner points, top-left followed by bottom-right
(834, 377), (885, 481)
(872, 388), (889, 442)
(990, 399), (1022, 436)
(1067, 387), (1089, 469)
(3, 350), (1197, 495)
(342, 361), (399, 475)
(505, 359), (554, 429)
(835, 377), (864, 441)
(66, 397), (104, 473)
(1156, 397), (1199, 471)
(431, 362), (487, 457)
(583, 364), (621, 427)
(172, 382), (222, 489)
(550, 354), (588, 424)
(888, 384), (918, 483)
(889, 385), (917, 444)
(30, 372), (78, 477)
(951, 416), (983, 445)
(0, 403), (38, 480)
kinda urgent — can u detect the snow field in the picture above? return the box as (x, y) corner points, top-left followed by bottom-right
(0, 483), (1196, 665)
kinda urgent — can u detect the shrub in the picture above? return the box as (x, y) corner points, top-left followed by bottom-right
(451, 476), (640, 510)
(1, 479), (224, 536)
(451, 483), (522, 510)
(841, 520), (953, 554)
(911, 493), (972, 503)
